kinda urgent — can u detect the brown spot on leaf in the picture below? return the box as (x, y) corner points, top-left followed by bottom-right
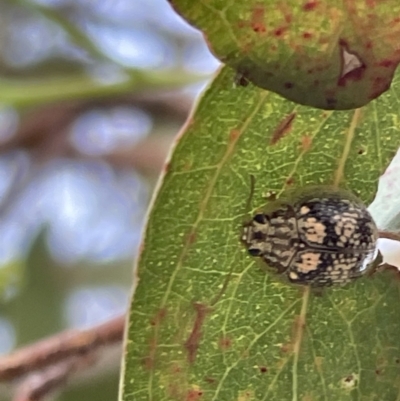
(186, 389), (203, 401)
(170, 363), (182, 374)
(274, 26), (287, 37)
(300, 135), (313, 152)
(303, 1), (318, 11)
(286, 177), (295, 186)
(204, 377), (216, 384)
(303, 32), (312, 39)
(187, 230), (197, 245)
(219, 336), (233, 350)
(251, 5), (266, 33)
(284, 82), (294, 89)
(230, 129), (240, 141)
(280, 343), (293, 353)
(391, 17), (400, 27)
(259, 366), (268, 373)
(150, 307), (167, 326)
(142, 336), (158, 370)
(357, 148), (365, 155)
(270, 112), (296, 145)
(238, 390), (254, 401)
(378, 59), (395, 68)
(184, 303), (211, 364)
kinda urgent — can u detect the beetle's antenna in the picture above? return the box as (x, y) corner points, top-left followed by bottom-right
(245, 174), (256, 216)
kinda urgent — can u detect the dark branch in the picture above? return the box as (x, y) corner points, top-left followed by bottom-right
(0, 315), (125, 382)
(378, 230), (400, 242)
(12, 355), (95, 401)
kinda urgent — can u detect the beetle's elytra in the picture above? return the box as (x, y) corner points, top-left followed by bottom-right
(242, 187), (379, 287)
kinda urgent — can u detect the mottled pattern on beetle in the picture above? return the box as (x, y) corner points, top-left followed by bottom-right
(296, 198), (377, 250)
(243, 206), (299, 272)
(242, 192), (378, 287)
(287, 251), (374, 287)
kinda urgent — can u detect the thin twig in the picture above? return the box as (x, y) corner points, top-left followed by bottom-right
(0, 315), (125, 382)
(13, 355), (95, 401)
(378, 231), (400, 242)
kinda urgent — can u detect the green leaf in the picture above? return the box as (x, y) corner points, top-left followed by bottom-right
(0, 70), (206, 108)
(169, 1), (400, 110)
(0, 259), (25, 302)
(120, 66), (400, 401)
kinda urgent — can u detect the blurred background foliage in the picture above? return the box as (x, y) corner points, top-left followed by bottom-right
(0, 0), (219, 399)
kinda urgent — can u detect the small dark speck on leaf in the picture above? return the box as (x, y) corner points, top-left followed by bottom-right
(259, 366), (268, 373)
(303, 32), (312, 39)
(286, 177), (295, 186)
(274, 27), (286, 37)
(396, 358), (400, 364)
(375, 369), (381, 375)
(234, 72), (250, 87)
(219, 336), (232, 350)
(186, 389), (203, 401)
(284, 82), (294, 89)
(150, 308), (167, 326)
(344, 375), (354, 383)
(358, 148), (365, 155)
(303, 1), (319, 11)
(251, 5), (266, 33)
